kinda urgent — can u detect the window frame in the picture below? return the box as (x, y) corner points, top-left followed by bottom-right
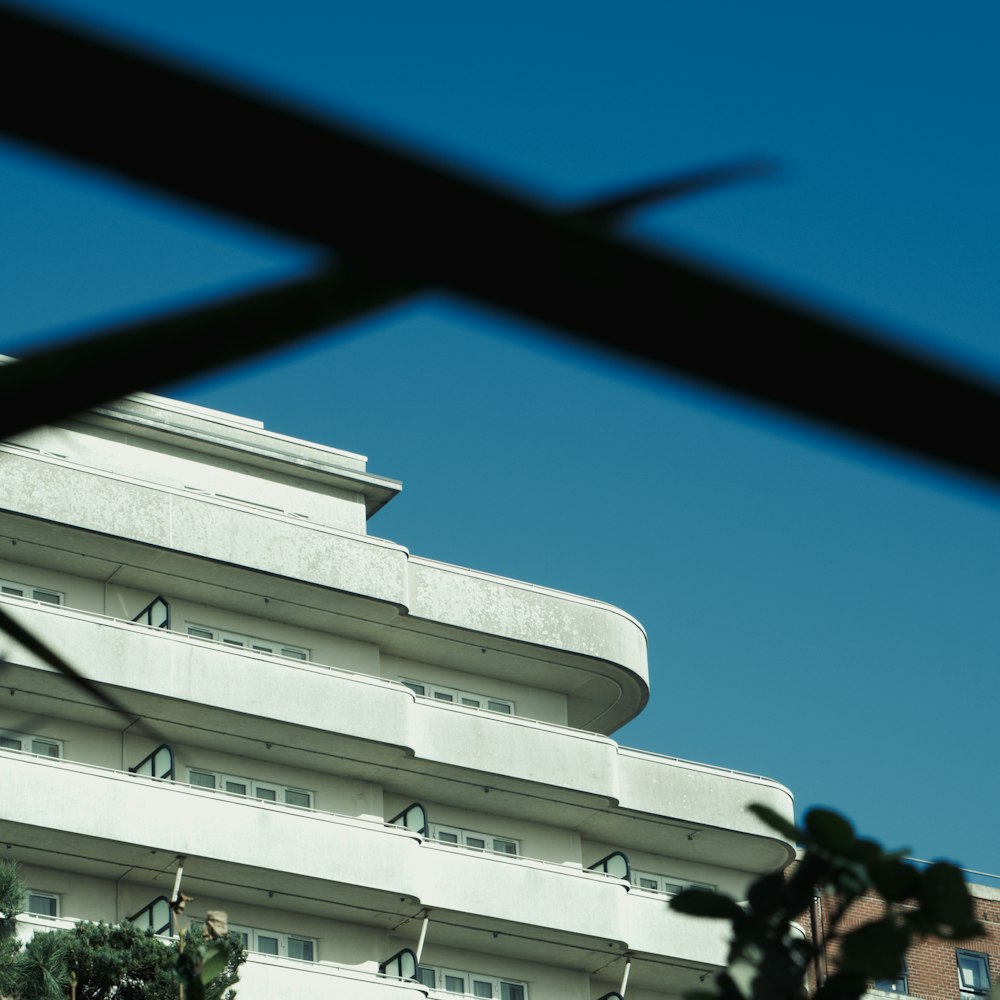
(402, 678), (514, 716)
(429, 823), (519, 856)
(229, 923), (316, 962)
(957, 950), (991, 997)
(186, 623), (310, 662)
(0, 578), (64, 606)
(0, 729), (63, 758)
(25, 890), (60, 918)
(873, 956), (908, 994)
(415, 963), (527, 999)
(186, 768), (313, 809)
(629, 869), (716, 895)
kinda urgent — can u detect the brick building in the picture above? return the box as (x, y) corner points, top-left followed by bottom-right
(795, 877), (999, 1000)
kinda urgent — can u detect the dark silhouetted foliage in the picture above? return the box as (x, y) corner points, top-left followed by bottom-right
(671, 806), (983, 1000)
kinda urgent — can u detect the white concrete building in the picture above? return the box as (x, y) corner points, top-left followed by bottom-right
(0, 385), (795, 1000)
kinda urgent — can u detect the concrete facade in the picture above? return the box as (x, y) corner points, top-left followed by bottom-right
(0, 385), (795, 1000)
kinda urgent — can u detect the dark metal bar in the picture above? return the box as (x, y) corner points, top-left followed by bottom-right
(0, 603), (142, 725)
(387, 802), (429, 837)
(378, 947), (418, 980)
(0, 265), (414, 444)
(131, 596), (171, 630)
(129, 743), (174, 780)
(126, 894), (173, 936)
(587, 850), (632, 881)
(3, 6), (1000, 490)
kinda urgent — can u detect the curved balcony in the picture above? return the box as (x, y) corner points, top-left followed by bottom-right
(0, 446), (648, 730)
(237, 956), (425, 1000)
(2, 752), (732, 968)
(0, 596), (793, 872)
(15, 914), (426, 1000)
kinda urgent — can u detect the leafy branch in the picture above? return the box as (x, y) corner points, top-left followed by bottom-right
(671, 806), (983, 1000)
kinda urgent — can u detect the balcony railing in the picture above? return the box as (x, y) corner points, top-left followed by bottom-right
(129, 743), (174, 780)
(386, 802), (428, 837)
(378, 947), (418, 980)
(126, 894), (173, 936)
(130, 595), (170, 629)
(588, 851), (631, 881)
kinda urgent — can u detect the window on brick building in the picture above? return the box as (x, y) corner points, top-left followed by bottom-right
(873, 957), (908, 994)
(957, 951), (991, 997)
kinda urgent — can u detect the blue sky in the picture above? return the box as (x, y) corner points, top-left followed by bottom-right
(4, 1), (1000, 879)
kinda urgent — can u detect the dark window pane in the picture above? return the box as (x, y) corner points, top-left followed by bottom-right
(27, 893), (57, 917)
(288, 937), (314, 961)
(30, 739), (60, 757)
(958, 952), (991, 994)
(256, 935), (279, 955)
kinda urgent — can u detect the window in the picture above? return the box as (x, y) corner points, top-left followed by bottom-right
(0, 578), (64, 605)
(874, 957), (908, 994)
(26, 891), (59, 918)
(415, 965), (526, 999)
(958, 951), (991, 996)
(630, 870), (716, 895)
(430, 824), (518, 856)
(187, 768), (312, 809)
(230, 924), (316, 961)
(402, 679), (514, 716)
(287, 937), (315, 961)
(0, 730), (62, 758)
(186, 624), (309, 661)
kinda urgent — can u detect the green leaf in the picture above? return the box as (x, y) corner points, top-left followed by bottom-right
(199, 941), (229, 984)
(727, 956), (760, 1000)
(671, 889), (746, 921)
(682, 989), (721, 1000)
(747, 804), (801, 841)
(828, 858), (872, 897)
(870, 858), (919, 902)
(813, 971), (869, 1000)
(746, 871), (788, 919)
(919, 863), (976, 930)
(839, 920), (909, 978)
(804, 809), (855, 854)
(844, 837), (882, 867)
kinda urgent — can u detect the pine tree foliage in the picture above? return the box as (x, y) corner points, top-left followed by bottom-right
(0, 862), (245, 1000)
(0, 862), (25, 940)
(10, 934), (68, 1000)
